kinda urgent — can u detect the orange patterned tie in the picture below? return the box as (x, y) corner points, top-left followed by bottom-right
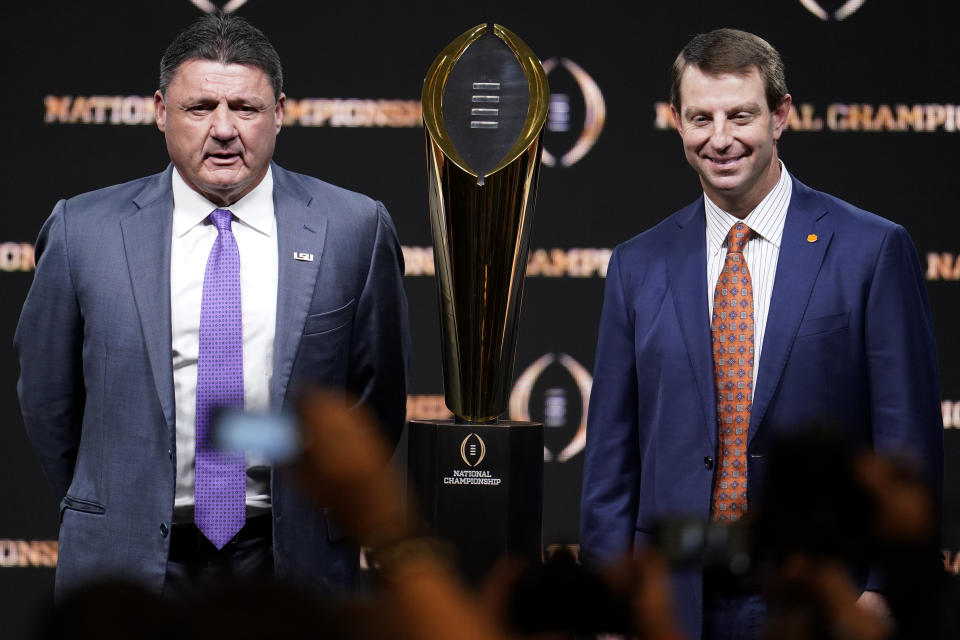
(710, 222), (753, 522)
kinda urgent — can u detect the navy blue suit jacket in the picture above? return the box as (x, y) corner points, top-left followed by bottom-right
(580, 176), (943, 638)
(15, 164), (410, 598)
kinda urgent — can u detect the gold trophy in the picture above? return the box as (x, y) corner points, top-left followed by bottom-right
(409, 24), (548, 582)
(422, 23), (549, 423)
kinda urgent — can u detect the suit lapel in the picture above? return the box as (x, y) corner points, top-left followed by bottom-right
(665, 200), (718, 446)
(120, 168), (175, 432)
(271, 165), (328, 408)
(749, 179), (832, 442)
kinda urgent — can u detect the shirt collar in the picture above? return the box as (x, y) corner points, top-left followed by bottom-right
(171, 166), (275, 238)
(705, 161), (792, 254)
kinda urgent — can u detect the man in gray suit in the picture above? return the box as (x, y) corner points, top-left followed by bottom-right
(14, 13), (409, 598)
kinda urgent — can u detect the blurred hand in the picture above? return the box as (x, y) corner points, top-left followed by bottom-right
(855, 453), (933, 544)
(604, 551), (685, 640)
(856, 590), (892, 627)
(776, 555), (892, 640)
(296, 388), (506, 640)
(295, 389), (407, 548)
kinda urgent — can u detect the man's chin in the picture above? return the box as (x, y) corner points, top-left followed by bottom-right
(200, 163), (245, 180)
(195, 178), (250, 207)
(200, 168), (248, 186)
(702, 175), (747, 198)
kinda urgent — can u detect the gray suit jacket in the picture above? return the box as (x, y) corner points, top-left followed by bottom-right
(15, 164), (410, 598)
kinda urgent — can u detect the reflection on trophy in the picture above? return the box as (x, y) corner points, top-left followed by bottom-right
(409, 23), (548, 582)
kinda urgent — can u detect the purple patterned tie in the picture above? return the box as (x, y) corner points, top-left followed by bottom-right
(194, 208), (246, 549)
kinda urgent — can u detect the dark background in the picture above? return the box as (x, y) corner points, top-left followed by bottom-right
(2, 1), (959, 635)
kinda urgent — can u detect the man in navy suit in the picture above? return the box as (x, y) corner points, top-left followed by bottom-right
(15, 13), (409, 598)
(580, 28), (942, 639)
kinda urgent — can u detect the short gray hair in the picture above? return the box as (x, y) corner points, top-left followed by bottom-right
(158, 12), (283, 100)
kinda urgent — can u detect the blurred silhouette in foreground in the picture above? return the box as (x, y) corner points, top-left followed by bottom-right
(753, 426), (949, 640)
(35, 401), (958, 640)
(294, 389), (684, 640)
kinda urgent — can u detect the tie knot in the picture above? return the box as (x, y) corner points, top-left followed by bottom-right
(211, 208), (233, 233)
(726, 222), (750, 254)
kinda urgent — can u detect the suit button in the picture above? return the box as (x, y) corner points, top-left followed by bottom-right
(160, 523), (169, 537)
(704, 456), (714, 470)
(168, 449), (173, 459)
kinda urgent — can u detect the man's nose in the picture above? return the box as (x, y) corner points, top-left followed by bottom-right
(209, 103), (237, 140)
(708, 117), (732, 149)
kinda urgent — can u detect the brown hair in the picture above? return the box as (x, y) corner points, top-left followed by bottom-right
(670, 28), (787, 112)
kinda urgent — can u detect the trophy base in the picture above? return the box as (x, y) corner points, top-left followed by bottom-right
(407, 419), (544, 583)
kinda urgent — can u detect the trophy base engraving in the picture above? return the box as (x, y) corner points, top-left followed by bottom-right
(407, 419), (544, 583)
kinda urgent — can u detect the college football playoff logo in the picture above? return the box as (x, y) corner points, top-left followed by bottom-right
(190, 0), (248, 13)
(799, 0), (867, 20)
(541, 58), (606, 168)
(509, 353), (592, 463)
(460, 433), (486, 468)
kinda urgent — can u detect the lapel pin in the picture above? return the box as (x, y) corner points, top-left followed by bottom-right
(806, 234), (818, 243)
(293, 252), (314, 262)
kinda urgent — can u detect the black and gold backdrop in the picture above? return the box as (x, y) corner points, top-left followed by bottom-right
(2, 0), (959, 633)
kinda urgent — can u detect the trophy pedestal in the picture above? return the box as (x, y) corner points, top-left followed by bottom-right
(407, 419), (543, 583)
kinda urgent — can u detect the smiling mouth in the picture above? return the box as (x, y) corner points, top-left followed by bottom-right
(707, 155), (743, 166)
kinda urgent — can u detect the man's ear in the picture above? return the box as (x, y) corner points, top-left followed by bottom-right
(772, 94), (792, 140)
(274, 93), (285, 133)
(671, 104), (683, 136)
(154, 90), (167, 133)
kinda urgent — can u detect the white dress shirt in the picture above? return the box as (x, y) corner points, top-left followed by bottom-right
(170, 167), (278, 522)
(705, 162), (792, 390)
